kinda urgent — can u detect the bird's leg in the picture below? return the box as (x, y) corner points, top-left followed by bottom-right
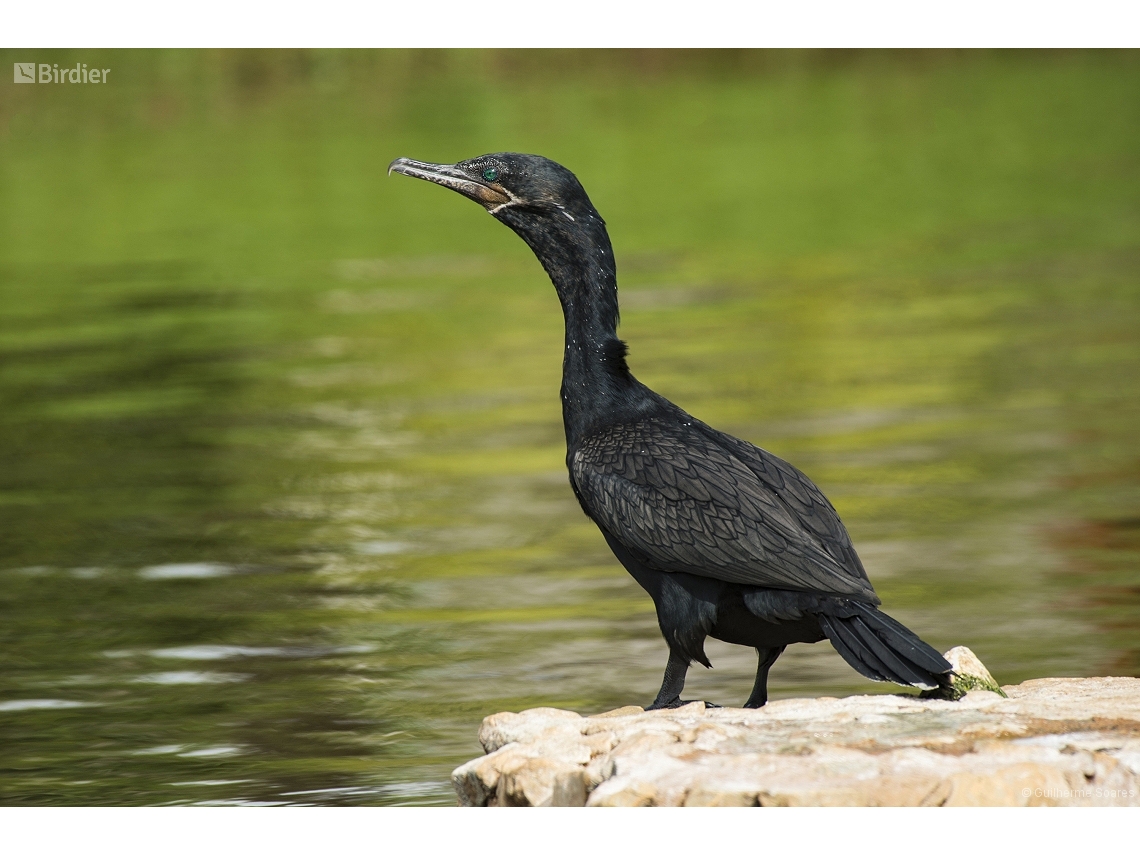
(646, 648), (721, 710)
(743, 645), (786, 709)
(645, 649), (691, 710)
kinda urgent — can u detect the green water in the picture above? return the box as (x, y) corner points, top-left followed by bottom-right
(1, 50), (1138, 805)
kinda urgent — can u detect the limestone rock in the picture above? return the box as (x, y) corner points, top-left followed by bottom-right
(451, 649), (1140, 807)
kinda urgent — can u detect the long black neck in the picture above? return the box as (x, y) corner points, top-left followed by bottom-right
(497, 205), (654, 447)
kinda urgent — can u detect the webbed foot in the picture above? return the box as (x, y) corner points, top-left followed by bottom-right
(646, 698), (720, 710)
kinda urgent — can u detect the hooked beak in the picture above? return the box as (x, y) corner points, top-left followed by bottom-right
(388, 158), (513, 209)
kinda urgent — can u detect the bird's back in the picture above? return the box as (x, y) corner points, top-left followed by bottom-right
(569, 401), (878, 603)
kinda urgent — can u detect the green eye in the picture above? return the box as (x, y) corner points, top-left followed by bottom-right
(482, 167), (499, 182)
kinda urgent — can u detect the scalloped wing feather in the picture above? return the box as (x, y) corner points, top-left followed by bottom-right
(572, 418), (878, 601)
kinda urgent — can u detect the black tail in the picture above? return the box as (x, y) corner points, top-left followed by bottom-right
(817, 600), (951, 690)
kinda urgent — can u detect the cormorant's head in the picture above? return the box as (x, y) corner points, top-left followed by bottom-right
(388, 153), (595, 223)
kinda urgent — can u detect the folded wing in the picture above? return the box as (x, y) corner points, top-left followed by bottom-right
(571, 417), (878, 602)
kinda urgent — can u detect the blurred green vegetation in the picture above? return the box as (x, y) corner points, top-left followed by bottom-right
(0, 49), (1138, 805)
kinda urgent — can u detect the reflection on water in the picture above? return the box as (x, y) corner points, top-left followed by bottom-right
(131, 672), (249, 685)
(0, 700), (97, 712)
(0, 50), (1138, 804)
(139, 563), (236, 580)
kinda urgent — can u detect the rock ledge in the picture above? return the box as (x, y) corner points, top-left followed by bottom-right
(452, 676), (1140, 806)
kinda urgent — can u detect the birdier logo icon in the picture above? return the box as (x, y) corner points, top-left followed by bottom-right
(14, 63), (36, 83)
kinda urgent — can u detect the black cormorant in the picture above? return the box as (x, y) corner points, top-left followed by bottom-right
(389, 153), (952, 708)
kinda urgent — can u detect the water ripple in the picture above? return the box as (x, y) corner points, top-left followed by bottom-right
(138, 563), (234, 580)
(131, 671), (249, 685)
(0, 699), (97, 712)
